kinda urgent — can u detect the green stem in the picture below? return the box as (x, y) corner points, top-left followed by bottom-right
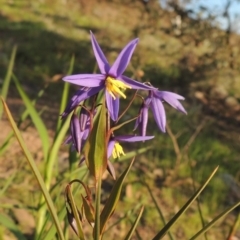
(94, 178), (102, 240)
(55, 82), (70, 134)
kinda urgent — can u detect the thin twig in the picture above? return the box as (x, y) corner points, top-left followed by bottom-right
(166, 122), (182, 166)
(182, 118), (207, 155)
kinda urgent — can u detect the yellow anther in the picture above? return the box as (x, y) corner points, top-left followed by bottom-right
(105, 76), (131, 100)
(112, 142), (125, 159)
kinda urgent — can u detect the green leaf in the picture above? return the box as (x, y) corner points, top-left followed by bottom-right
(1, 98), (65, 240)
(152, 166), (219, 240)
(0, 213), (27, 240)
(66, 185), (85, 240)
(0, 45), (17, 119)
(189, 201), (240, 240)
(100, 158), (135, 235)
(45, 114), (70, 188)
(81, 195), (95, 226)
(83, 98), (107, 181)
(0, 85), (47, 156)
(12, 74), (50, 160)
(43, 170), (88, 240)
(36, 114), (71, 238)
(0, 171), (16, 197)
(124, 206), (144, 240)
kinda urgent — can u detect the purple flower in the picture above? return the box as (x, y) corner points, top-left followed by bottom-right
(61, 87), (100, 118)
(106, 134), (154, 178)
(63, 32), (153, 121)
(66, 108), (91, 153)
(134, 98), (151, 137)
(107, 135), (154, 159)
(135, 90), (186, 135)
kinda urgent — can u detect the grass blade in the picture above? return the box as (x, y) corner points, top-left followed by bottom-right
(124, 206), (144, 240)
(0, 171), (16, 197)
(12, 74), (50, 160)
(0, 85), (47, 155)
(143, 182), (174, 240)
(55, 55), (74, 133)
(152, 166), (219, 240)
(45, 114), (71, 189)
(189, 201), (240, 240)
(100, 158), (135, 235)
(0, 45), (17, 119)
(227, 213), (240, 240)
(0, 213), (27, 240)
(36, 114), (70, 237)
(1, 98), (65, 240)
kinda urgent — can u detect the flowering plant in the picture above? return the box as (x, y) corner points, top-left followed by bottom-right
(63, 32), (186, 239)
(2, 31), (239, 240)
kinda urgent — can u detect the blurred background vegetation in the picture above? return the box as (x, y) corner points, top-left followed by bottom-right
(0, 0), (240, 239)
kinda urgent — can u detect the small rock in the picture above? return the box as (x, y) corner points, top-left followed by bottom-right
(194, 91), (208, 104)
(125, 184), (133, 199)
(210, 86), (228, 99)
(225, 96), (239, 109)
(153, 168), (164, 178)
(136, 69), (144, 78)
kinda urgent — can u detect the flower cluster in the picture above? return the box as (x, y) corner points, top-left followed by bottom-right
(62, 31), (186, 171)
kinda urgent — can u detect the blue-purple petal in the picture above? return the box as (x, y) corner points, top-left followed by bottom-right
(61, 86), (104, 117)
(134, 103), (150, 137)
(109, 39), (139, 77)
(90, 31), (110, 74)
(105, 91), (119, 121)
(70, 113), (82, 153)
(64, 135), (72, 145)
(134, 112), (142, 131)
(150, 97), (166, 133)
(63, 74), (105, 87)
(107, 140), (116, 159)
(114, 135), (154, 142)
(155, 91), (187, 114)
(82, 128), (90, 142)
(61, 88), (86, 117)
(140, 105), (149, 136)
(121, 75), (155, 90)
(155, 91), (185, 100)
(79, 107), (89, 131)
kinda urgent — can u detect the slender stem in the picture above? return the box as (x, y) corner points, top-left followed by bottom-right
(116, 91), (138, 124)
(94, 177), (102, 240)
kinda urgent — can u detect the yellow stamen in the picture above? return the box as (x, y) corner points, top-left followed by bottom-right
(112, 142), (125, 159)
(105, 76), (131, 100)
